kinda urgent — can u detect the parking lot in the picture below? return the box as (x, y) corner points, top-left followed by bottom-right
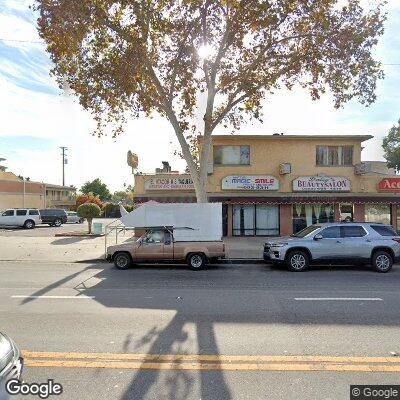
(0, 218), (115, 237)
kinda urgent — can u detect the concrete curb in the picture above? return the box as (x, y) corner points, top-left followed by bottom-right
(77, 258), (267, 265)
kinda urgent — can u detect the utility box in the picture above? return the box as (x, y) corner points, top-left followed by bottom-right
(279, 163), (292, 175)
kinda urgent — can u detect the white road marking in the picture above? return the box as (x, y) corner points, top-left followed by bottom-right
(11, 295), (95, 299)
(294, 297), (383, 301)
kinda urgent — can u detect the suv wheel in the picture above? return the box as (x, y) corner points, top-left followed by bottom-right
(24, 220), (35, 229)
(372, 251), (393, 273)
(286, 250), (309, 272)
(187, 253), (206, 270)
(53, 219), (62, 227)
(114, 252), (132, 270)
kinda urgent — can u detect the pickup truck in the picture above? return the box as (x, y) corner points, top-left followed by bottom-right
(106, 228), (225, 270)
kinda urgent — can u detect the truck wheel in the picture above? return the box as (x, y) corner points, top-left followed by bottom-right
(187, 253), (206, 270)
(23, 220), (35, 229)
(286, 250), (309, 272)
(114, 252), (132, 270)
(53, 219), (62, 227)
(372, 250), (393, 273)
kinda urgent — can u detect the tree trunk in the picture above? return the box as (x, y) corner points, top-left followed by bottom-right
(171, 124), (209, 203)
(88, 218), (92, 234)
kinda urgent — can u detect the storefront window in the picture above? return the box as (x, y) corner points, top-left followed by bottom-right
(292, 204), (334, 233)
(365, 204), (390, 225)
(233, 205), (279, 236)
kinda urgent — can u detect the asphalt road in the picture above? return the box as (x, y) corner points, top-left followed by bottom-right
(1, 260), (400, 400)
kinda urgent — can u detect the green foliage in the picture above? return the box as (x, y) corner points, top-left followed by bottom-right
(36, 0), (386, 202)
(102, 202), (135, 218)
(77, 202), (101, 233)
(77, 203), (101, 219)
(383, 120), (400, 171)
(80, 179), (111, 201)
(102, 202), (121, 218)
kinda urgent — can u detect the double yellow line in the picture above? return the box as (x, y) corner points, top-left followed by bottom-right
(22, 351), (400, 372)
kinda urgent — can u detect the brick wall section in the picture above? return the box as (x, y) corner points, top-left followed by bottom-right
(391, 204), (398, 231)
(0, 180), (44, 194)
(279, 204), (292, 236)
(353, 204), (365, 223)
(227, 204), (233, 237)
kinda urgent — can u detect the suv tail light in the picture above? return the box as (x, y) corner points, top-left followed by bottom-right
(392, 237), (400, 243)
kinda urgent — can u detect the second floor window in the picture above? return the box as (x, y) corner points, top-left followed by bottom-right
(316, 145), (353, 166)
(214, 145), (250, 165)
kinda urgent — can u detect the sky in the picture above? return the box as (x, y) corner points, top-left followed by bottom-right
(0, 0), (399, 192)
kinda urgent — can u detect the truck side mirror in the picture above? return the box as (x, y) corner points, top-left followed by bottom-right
(314, 234), (323, 241)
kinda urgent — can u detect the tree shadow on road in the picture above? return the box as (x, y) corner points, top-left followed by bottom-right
(18, 262), (400, 399)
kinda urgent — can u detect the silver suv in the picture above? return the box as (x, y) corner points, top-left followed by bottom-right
(264, 223), (400, 273)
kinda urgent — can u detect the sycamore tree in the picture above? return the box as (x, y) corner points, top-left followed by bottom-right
(383, 119), (400, 172)
(36, 0), (385, 202)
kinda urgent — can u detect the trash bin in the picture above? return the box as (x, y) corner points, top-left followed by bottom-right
(92, 222), (103, 235)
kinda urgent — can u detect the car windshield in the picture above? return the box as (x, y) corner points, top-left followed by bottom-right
(291, 225), (321, 238)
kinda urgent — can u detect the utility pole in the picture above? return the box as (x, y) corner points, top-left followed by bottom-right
(60, 147), (68, 186)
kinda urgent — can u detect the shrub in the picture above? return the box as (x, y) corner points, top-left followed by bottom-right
(102, 202), (121, 218)
(76, 192), (103, 208)
(77, 203), (101, 233)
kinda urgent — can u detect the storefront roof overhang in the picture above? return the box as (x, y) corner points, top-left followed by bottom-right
(135, 193), (400, 205)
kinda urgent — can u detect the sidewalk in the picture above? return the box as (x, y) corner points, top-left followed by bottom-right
(0, 235), (268, 263)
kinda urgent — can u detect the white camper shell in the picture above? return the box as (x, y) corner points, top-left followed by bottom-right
(120, 202), (222, 242)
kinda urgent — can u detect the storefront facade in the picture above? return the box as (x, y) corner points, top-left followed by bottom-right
(134, 134), (400, 236)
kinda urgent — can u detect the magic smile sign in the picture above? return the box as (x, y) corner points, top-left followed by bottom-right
(222, 175), (279, 190)
(293, 176), (351, 192)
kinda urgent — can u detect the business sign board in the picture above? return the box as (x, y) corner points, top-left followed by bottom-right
(222, 175), (279, 191)
(378, 178), (400, 192)
(145, 177), (194, 190)
(293, 176), (351, 192)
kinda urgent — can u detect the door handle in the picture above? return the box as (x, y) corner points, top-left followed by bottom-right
(366, 239), (372, 242)
(336, 240), (342, 243)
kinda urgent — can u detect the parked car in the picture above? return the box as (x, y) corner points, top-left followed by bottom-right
(39, 208), (68, 227)
(0, 332), (23, 385)
(0, 209), (41, 229)
(264, 222), (400, 272)
(107, 228), (225, 270)
(66, 211), (84, 224)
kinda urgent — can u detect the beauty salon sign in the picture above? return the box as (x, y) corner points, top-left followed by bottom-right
(293, 176), (351, 192)
(222, 175), (279, 190)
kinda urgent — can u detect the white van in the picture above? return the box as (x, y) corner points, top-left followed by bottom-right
(0, 209), (41, 229)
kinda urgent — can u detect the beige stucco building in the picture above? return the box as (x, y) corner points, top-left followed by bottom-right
(0, 170), (76, 210)
(134, 134), (400, 237)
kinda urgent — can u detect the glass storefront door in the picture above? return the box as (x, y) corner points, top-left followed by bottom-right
(292, 204), (334, 233)
(233, 205), (279, 236)
(340, 203), (354, 222)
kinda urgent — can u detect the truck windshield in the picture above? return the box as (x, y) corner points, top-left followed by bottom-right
(291, 225), (321, 238)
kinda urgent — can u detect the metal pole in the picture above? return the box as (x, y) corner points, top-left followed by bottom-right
(60, 147), (67, 186)
(22, 178), (25, 207)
